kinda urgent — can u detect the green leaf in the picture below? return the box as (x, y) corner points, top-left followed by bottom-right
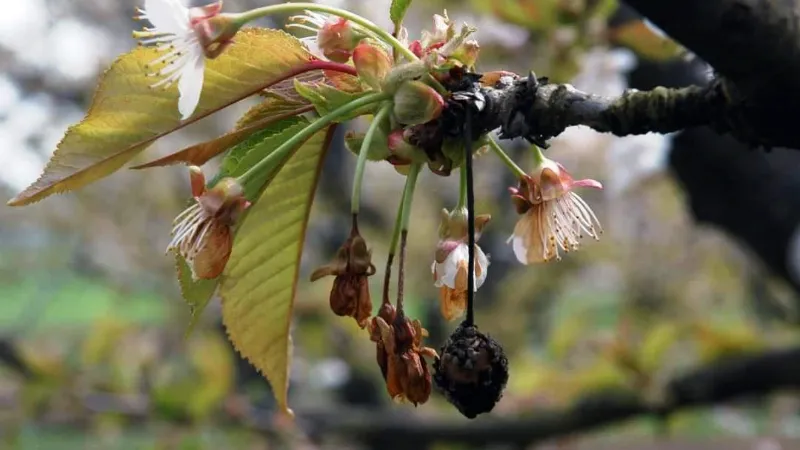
(132, 97), (313, 169)
(219, 118), (314, 199)
(219, 124), (337, 415)
(293, 79), (374, 122)
(390, 0), (413, 28)
(176, 116), (315, 334)
(609, 20), (683, 61)
(8, 29), (313, 206)
(176, 255), (218, 337)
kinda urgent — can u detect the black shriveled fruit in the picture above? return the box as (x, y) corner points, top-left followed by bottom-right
(433, 321), (509, 418)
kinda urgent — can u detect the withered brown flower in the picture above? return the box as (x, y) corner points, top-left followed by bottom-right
(168, 166), (249, 280)
(368, 305), (438, 405)
(310, 218), (376, 328)
(433, 322), (509, 419)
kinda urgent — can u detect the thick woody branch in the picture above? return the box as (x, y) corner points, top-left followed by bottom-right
(621, 0), (800, 149)
(430, 71), (800, 150)
(471, 75), (730, 147)
(623, 0), (800, 99)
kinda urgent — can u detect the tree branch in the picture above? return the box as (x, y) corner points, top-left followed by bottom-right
(475, 74), (729, 147)
(621, 0), (800, 149)
(20, 347), (800, 447)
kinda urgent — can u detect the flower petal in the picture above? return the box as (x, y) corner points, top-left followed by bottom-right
(474, 245), (489, 290)
(572, 178), (604, 190)
(143, 0), (189, 35)
(510, 235), (528, 265)
(177, 51), (205, 120)
(436, 243), (468, 288)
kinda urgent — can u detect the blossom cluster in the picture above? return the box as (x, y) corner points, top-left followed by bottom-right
(134, 0), (604, 411)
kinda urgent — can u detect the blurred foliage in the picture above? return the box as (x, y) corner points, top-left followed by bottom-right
(1, 0), (799, 448)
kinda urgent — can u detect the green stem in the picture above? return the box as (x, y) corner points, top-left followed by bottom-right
(530, 143), (546, 165)
(237, 92), (390, 186)
(230, 3), (418, 62)
(388, 187), (406, 256)
(395, 165), (420, 314)
(229, 3), (447, 95)
(399, 163), (422, 231)
(488, 136), (527, 178)
(457, 162), (468, 209)
(382, 188), (405, 305)
(351, 103), (391, 214)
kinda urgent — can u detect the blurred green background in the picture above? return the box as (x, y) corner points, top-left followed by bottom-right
(3, 0), (800, 448)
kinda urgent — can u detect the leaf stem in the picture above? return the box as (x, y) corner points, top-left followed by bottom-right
(464, 111), (476, 327)
(351, 103), (391, 214)
(488, 136), (527, 178)
(237, 92), (389, 188)
(230, 3), (418, 62)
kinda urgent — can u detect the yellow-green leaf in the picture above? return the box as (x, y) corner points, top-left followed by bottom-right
(177, 255), (218, 337)
(177, 116), (316, 334)
(293, 79), (373, 122)
(132, 98), (313, 169)
(637, 322), (680, 374)
(219, 118), (314, 199)
(219, 125), (336, 414)
(9, 28), (312, 206)
(609, 20), (683, 61)
(390, 0), (413, 28)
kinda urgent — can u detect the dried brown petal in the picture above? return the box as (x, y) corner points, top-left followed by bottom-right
(438, 286), (467, 322)
(311, 220), (375, 327)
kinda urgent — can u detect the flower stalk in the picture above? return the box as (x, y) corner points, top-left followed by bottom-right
(352, 103), (392, 214)
(457, 162), (468, 209)
(237, 92), (390, 188)
(488, 137), (526, 178)
(396, 163), (421, 312)
(230, 3), (418, 62)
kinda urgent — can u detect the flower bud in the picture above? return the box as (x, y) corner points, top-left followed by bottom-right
(168, 171), (249, 281)
(344, 127), (390, 162)
(450, 39), (480, 67)
(392, 81), (445, 126)
(317, 18), (365, 63)
(433, 322), (509, 418)
(408, 40), (424, 58)
(353, 42), (392, 91)
(189, 2), (240, 59)
(437, 207), (491, 241)
(421, 12), (455, 49)
(387, 130), (428, 164)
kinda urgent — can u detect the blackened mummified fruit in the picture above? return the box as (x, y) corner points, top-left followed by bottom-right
(433, 321), (509, 418)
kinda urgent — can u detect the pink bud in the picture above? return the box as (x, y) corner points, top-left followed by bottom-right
(353, 42), (392, 90)
(408, 40), (424, 58)
(190, 1), (239, 59)
(188, 165), (206, 198)
(317, 18), (363, 63)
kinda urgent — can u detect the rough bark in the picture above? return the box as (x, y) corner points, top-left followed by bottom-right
(623, 0), (800, 148)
